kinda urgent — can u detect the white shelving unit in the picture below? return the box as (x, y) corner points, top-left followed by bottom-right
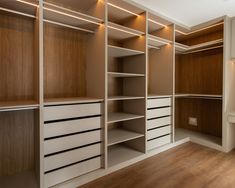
(108, 45), (145, 58)
(108, 112), (145, 124)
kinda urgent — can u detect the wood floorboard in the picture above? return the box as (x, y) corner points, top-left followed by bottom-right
(80, 143), (235, 188)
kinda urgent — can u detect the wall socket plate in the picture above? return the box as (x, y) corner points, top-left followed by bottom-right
(189, 117), (198, 126)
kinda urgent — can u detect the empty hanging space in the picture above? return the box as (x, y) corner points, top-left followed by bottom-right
(174, 21), (224, 148)
(0, 109), (40, 188)
(43, 0), (105, 104)
(0, 0), (39, 111)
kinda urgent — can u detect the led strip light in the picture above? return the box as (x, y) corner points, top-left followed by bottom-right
(107, 2), (139, 17)
(16, 0), (38, 7)
(108, 25), (142, 37)
(148, 19), (168, 28)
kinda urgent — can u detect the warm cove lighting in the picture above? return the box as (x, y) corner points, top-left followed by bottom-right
(148, 19), (167, 28)
(107, 3), (139, 17)
(108, 25), (142, 37)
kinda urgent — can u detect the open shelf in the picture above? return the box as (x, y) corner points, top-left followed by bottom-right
(175, 39), (223, 54)
(0, 101), (39, 111)
(148, 35), (171, 48)
(108, 129), (144, 146)
(175, 94), (223, 100)
(108, 45), (145, 58)
(108, 72), (145, 77)
(108, 144), (144, 167)
(108, 112), (144, 124)
(43, 0), (103, 33)
(44, 97), (103, 106)
(108, 22), (144, 40)
(175, 128), (222, 147)
(108, 96), (144, 101)
(0, 0), (38, 18)
(148, 94), (172, 99)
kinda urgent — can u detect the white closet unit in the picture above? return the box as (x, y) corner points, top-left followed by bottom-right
(232, 17), (235, 59)
(0, 0), (234, 188)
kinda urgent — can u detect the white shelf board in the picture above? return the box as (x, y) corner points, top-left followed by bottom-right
(175, 39), (223, 53)
(0, 100), (39, 112)
(108, 112), (144, 124)
(108, 22), (144, 40)
(108, 129), (144, 146)
(0, 1), (38, 18)
(108, 45), (145, 58)
(108, 72), (145, 77)
(43, 1), (103, 32)
(0, 171), (38, 188)
(108, 96), (144, 101)
(44, 97), (103, 106)
(148, 35), (172, 48)
(108, 145), (144, 167)
(148, 94), (172, 99)
(175, 128), (222, 147)
(228, 112), (235, 123)
(174, 94), (222, 100)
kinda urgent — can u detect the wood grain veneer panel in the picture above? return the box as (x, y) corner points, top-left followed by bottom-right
(0, 110), (35, 176)
(0, 12), (36, 102)
(175, 98), (222, 137)
(44, 23), (87, 99)
(175, 48), (223, 95)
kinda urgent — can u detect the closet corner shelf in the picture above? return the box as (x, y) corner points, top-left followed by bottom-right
(148, 35), (172, 48)
(108, 72), (145, 77)
(108, 45), (145, 58)
(148, 94), (172, 99)
(174, 94), (222, 100)
(108, 22), (144, 40)
(43, 1), (103, 33)
(108, 96), (145, 101)
(108, 129), (144, 146)
(108, 112), (144, 124)
(175, 39), (223, 54)
(44, 97), (103, 106)
(0, 101), (39, 112)
(108, 145), (144, 167)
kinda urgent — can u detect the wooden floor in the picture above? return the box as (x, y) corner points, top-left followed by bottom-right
(81, 143), (235, 188)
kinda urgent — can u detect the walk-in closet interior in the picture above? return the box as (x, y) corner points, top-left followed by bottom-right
(0, 0), (235, 188)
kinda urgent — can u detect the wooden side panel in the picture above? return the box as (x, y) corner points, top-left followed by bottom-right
(175, 48), (223, 94)
(0, 110), (35, 176)
(44, 23), (87, 99)
(175, 98), (222, 137)
(0, 12), (36, 101)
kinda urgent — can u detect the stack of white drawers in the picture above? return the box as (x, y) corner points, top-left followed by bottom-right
(147, 97), (172, 151)
(43, 102), (102, 187)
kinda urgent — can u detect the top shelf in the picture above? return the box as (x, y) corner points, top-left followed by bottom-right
(0, 100), (39, 112)
(0, 0), (38, 18)
(43, 1), (103, 33)
(148, 35), (172, 49)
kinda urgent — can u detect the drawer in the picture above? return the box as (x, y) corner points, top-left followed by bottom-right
(147, 98), (171, 109)
(44, 156), (101, 187)
(147, 107), (171, 119)
(44, 130), (101, 155)
(147, 126), (171, 140)
(44, 143), (101, 172)
(44, 103), (101, 121)
(44, 116), (101, 139)
(147, 116), (171, 130)
(147, 135), (171, 150)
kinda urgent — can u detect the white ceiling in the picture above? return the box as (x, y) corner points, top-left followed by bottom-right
(132, 0), (235, 27)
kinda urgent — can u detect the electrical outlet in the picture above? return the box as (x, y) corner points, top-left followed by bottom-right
(189, 117), (198, 126)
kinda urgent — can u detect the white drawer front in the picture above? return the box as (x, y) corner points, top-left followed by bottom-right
(44, 157), (101, 187)
(44, 116), (101, 139)
(147, 116), (171, 130)
(147, 107), (171, 119)
(147, 135), (171, 150)
(147, 98), (171, 109)
(44, 130), (101, 155)
(44, 143), (101, 172)
(44, 103), (101, 121)
(147, 126), (171, 140)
